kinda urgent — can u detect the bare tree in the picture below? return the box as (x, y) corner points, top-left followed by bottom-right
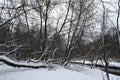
(116, 0), (120, 56)
(63, 0), (95, 64)
(100, 0), (110, 80)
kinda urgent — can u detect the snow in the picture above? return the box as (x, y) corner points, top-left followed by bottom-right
(0, 63), (119, 80)
(109, 61), (120, 67)
(0, 56), (47, 67)
(71, 59), (92, 64)
(71, 59), (120, 67)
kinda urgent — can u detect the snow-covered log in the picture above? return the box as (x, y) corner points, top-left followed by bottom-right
(0, 56), (52, 69)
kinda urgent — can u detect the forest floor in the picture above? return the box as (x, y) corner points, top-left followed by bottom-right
(0, 62), (120, 80)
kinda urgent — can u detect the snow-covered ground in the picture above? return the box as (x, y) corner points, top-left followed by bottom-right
(0, 63), (119, 80)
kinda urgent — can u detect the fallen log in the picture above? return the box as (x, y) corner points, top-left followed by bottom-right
(0, 56), (52, 69)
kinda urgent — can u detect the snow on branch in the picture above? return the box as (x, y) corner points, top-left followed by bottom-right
(0, 56), (53, 69)
(4, 45), (22, 56)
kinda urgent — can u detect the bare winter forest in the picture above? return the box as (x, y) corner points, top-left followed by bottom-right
(0, 0), (120, 80)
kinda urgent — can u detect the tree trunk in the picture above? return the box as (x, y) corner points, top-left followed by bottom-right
(0, 56), (51, 69)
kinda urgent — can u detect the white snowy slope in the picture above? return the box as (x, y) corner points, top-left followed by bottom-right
(0, 64), (120, 80)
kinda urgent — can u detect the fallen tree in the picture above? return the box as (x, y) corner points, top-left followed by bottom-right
(0, 56), (52, 69)
(0, 43), (54, 69)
